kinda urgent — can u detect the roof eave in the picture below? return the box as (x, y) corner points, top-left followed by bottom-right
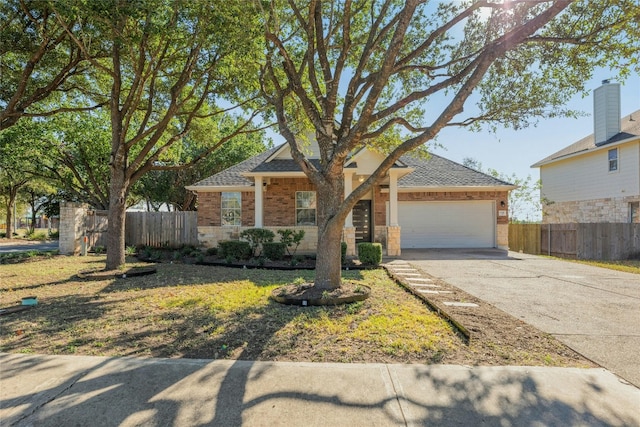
(532, 134), (640, 168)
(388, 185), (517, 193)
(185, 185), (254, 192)
(241, 171), (307, 177)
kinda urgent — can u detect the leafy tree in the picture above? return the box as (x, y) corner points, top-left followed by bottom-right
(133, 117), (269, 211)
(35, 111), (113, 209)
(260, 0), (638, 289)
(462, 157), (541, 222)
(53, 0), (266, 269)
(0, 0), (103, 130)
(0, 119), (47, 238)
(20, 179), (56, 233)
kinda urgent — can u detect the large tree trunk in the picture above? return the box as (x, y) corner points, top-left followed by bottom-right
(105, 166), (127, 270)
(4, 188), (19, 239)
(313, 175), (346, 290)
(4, 201), (13, 239)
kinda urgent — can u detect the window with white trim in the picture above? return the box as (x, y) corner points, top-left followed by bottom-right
(296, 191), (316, 226)
(221, 192), (241, 226)
(608, 148), (618, 172)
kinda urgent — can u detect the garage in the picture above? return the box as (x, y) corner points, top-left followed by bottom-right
(398, 201), (495, 248)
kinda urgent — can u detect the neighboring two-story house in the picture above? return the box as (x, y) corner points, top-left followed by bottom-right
(532, 81), (640, 224)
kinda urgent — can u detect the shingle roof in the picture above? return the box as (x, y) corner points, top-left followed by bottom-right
(189, 145), (281, 187)
(532, 109), (640, 167)
(188, 144), (514, 189)
(398, 153), (513, 187)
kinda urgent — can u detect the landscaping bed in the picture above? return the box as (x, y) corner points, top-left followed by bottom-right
(0, 255), (593, 367)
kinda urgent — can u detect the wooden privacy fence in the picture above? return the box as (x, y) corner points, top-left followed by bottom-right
(509, 223), (640, 260)
(125, 211), (198, 247)
(84, 211), (198, 248)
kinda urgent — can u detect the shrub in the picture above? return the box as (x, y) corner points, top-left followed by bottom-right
(341, 241), (347, 265)
(240, 228), (275, 256)
(180, 245), (197, 256)
(94, 245), (106, 254)
(125, 246), (137, 256)
(218, 240), (251, 260)
(277, 229), (305, 256)
(48, 230), (60, 239)
(27, 231), (48, 241)
(357, 242), (382, 266)
(263, 242), (285, 260)
(206, 247), (217, 256)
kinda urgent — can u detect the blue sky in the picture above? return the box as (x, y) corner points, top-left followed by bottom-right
(430, 70), (640, 183)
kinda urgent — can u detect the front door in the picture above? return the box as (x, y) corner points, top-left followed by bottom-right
(352, 200), (372, 244)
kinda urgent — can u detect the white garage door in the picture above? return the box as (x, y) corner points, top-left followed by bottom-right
(398, 201), (495, 248)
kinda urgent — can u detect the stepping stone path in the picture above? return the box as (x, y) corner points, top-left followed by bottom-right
(384, 261), (480, 340)
(443, 302), (479, 308)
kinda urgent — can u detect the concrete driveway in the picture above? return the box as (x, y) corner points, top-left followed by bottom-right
(400, 249), (640, 388)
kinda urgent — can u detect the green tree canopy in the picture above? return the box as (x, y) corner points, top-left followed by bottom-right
(50, 0), (268, 269)
(0, 119), (48, 237)
(0, 0), (103, 130)
(260, 0), (639, 289)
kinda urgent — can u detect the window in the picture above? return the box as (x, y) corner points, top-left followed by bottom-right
(221, 192), (241, 226)
(296, 191), (316, 226)
(608, 148), (618, 172)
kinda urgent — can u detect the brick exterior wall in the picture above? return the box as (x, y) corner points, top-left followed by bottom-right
(263, 178), (317, 227)
(196, 192), (220, 226)
(242, 191), (255, 226)
(374, 188), (509, 226)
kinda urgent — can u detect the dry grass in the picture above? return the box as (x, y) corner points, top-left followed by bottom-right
(560, 258), (640, 274)
(0, 255), (590, 367)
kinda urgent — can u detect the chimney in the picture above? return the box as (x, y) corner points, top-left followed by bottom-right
(593, 80), (621, 146)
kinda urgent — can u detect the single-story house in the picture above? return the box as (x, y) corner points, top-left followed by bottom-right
(186, 142), (515, 256)
(532, 81), (640, 223)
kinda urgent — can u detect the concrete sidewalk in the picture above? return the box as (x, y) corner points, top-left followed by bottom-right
(1, 353), (638, 426)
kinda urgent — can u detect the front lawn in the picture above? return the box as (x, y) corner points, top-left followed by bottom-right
(0, 255), (590, 367)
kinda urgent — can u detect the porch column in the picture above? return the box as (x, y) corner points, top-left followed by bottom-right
(387, 170), (401, 256)
(254, 176), (263, 228)
(389, 170), (399, 226)
(343, 170), (356, 256)
(343, 170), (354, 227)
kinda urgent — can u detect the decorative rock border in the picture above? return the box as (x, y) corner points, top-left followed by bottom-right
(270, 284), (371, 306)
(384, 262), (472, 342)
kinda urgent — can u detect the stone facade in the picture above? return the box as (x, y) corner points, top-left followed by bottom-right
(197, 225), (319, 254)
(59, 202), (88, 255)
(543, 196), (640, 223)
(343, 226), (356, 256)
(386, 226), (401, 256)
